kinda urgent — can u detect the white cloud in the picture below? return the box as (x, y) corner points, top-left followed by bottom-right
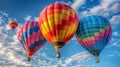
(90, 0), (119, 16)
(111, 42), (120, 47)
(62, 51), (91, 67)
(80, 0), (120, 26)
(113, 31), (119, 36)
(110, 15), (120, 26)
(107, 31), (120, 48)
(71, 0), (86, 10)
(24, 15), (32, 22)
(80, 0), (119, 16)
(34, 17), (38, 21)
(24, 15), (39, 22)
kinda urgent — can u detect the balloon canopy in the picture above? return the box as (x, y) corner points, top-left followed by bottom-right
(17, 21), (47, 61)
(9, 20), (18, 30)
(76, 15), (112, 63)
(38, 3), (78, 58)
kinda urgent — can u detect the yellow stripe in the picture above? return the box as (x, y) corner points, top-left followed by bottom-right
(41, 21), (49, 35)
(95, 32), (99, 36)
(54, 14), (61, 19)
(83, 36), (94, 42)
(47, 15), (54, 20)
(47, 15), (55, 42)
(100, 29), (105, 32)
(62, 22), (77, 42)
(89, 37), (94, 40)
(61, 10), (70, 15)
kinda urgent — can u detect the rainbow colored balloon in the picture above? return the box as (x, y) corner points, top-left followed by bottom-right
(76, 15), (112, 63)
(38, 3), (78, 58)
(17, 21), (46, 61)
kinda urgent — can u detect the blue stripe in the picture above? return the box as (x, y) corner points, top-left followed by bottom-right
(28, 26), (39, 35)
(29, 38), (47, 50)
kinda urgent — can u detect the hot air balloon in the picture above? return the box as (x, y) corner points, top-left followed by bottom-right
(38, 3), (78, 58)
(76, 15), (112, 63)
(17, 21), (47, 61)
(9, 20), (18, 30)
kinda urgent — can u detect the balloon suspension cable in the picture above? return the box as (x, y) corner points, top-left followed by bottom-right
(56, 50), (60, 58)
(94, 52), (99, 63)
(27, 56), (31, 61)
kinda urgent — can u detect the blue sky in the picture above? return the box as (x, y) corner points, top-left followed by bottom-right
(0, 0), (120, 67)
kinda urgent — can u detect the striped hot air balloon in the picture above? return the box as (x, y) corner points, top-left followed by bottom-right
(38, 3), (78, 58)
(17, 21), (47, 61)
(76, 15), (112, 63)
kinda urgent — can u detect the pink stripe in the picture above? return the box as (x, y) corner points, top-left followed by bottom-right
(22, 22), (29, 33)
(26, 32), (37, 47)
(18, 26), (24, 45)
(78, 38), (90, 48)
(94, 36), (99, 41)
(100, 32), (104, 37)
(18, 26), (23, 39)
(87, 40), (95, 45)
(106, 29), (110, 35)
(35, 30), (42, 41)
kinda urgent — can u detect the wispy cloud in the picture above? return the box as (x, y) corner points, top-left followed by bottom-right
(113, 31), (119, 36)
(0, 11), (9, 18)
(34, 17), (38, 21)
(24, 15), (39, 22)
(24, 15), (32, 22)
(71, 0), (86, 10)
(62, 51), (91, 67)
(37, 51), (91, 67)
(108, 31), (120, 47)
(81, 0), (120, 16)
(108, 51), (120, 57)
(110, 14), (120, 27)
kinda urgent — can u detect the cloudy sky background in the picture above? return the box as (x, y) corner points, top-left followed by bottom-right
(0, 0), (120, 67)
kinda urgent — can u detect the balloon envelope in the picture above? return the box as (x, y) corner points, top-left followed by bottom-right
(76, 15), (112, 62)
(17, 21), (46, 58)
(38, 3), (78, 58)
(9, 20), (18, 30)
